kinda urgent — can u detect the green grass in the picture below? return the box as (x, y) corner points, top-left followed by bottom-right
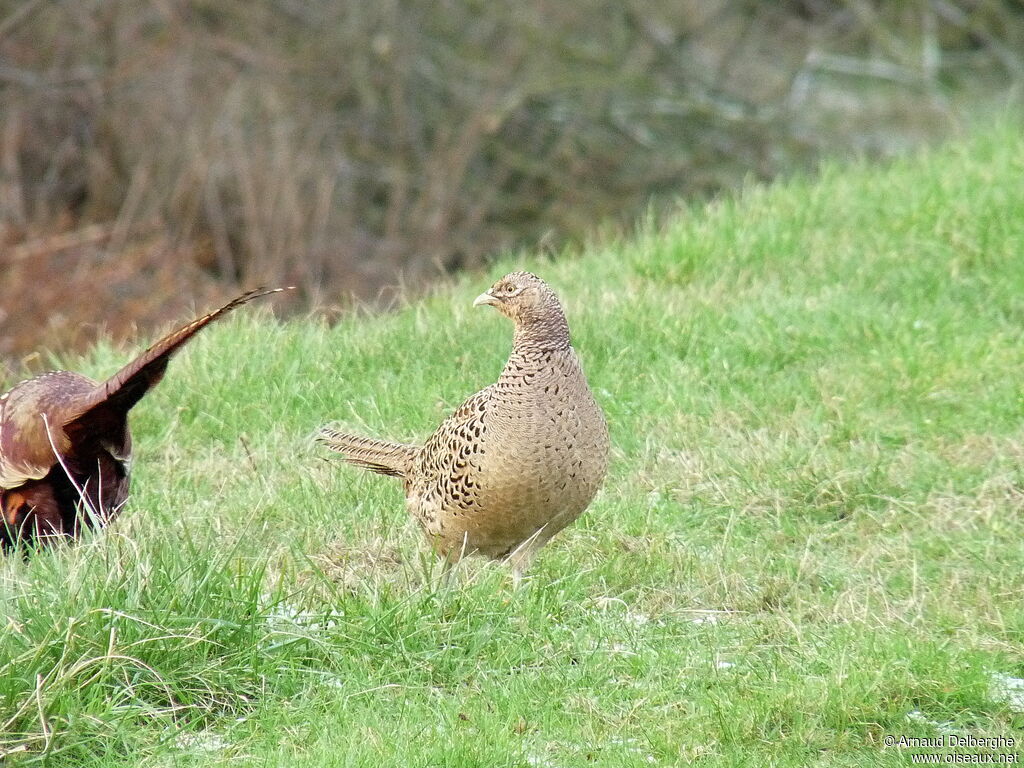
(3, 124), (1024, 766)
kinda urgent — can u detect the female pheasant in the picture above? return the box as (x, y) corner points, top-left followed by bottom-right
(319, 272), (609, 584)
(0, 288), (283, 552)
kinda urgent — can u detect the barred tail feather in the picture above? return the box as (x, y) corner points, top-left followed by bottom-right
(64, 287), (288, 441)
(318, 428), (418, 478)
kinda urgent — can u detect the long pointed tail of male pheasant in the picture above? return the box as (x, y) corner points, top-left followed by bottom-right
(317, 429), (418, 478)
(64, 287), (287, 438)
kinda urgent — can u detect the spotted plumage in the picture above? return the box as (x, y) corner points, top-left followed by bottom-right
(319, 272), (609, 583)
(0, 288), (285, 552)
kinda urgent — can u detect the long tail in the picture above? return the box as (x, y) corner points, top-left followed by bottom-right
(317, 428), (418, 479)
(65, 287), (288, 435)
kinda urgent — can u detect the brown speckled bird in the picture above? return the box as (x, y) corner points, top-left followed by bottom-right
(0, 288), (284, 552)
(319, 272), (609, 584)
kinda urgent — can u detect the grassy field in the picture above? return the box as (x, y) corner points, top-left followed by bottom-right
(2, 124), (1024, 766)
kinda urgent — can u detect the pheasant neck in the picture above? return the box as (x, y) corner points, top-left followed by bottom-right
(512, 313), (571, 353)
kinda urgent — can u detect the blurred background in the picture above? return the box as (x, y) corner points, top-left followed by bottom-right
(1, 0), (1021, 362)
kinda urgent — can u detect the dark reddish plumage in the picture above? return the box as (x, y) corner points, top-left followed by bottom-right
(0, 288), (283, 552)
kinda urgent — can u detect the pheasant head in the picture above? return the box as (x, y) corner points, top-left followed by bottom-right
(473, 271), (570, 347)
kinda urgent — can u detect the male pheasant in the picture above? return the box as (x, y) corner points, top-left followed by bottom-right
(0, 288), (284, 552)
(319, 272), (608, 583)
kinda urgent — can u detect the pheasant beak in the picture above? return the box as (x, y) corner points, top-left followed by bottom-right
(473, 292), (498, 308)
